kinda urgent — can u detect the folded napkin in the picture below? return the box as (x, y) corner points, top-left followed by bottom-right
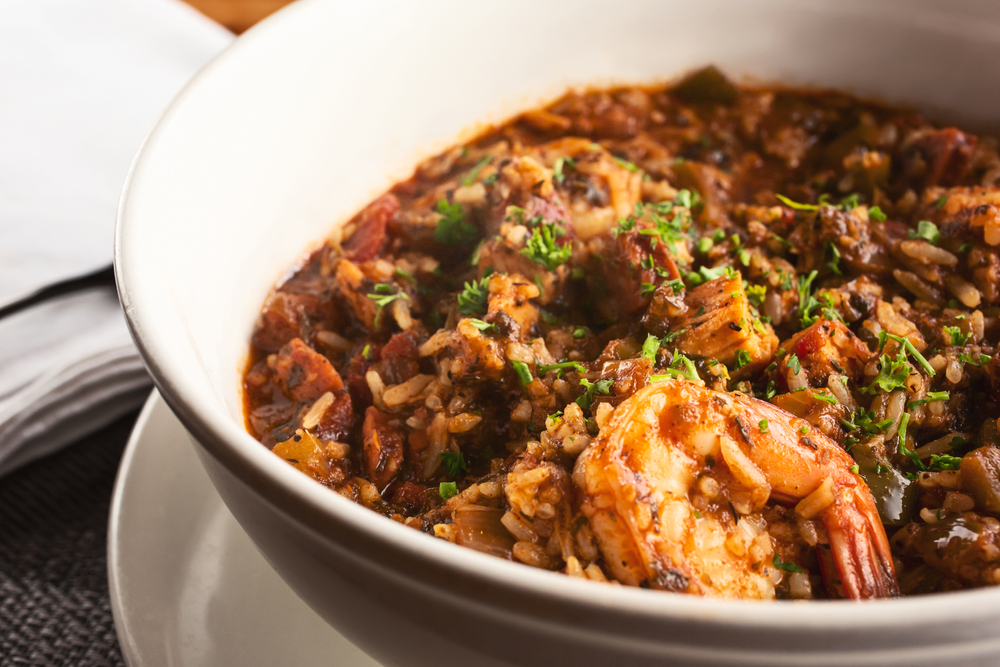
(0, 0), (233, 475)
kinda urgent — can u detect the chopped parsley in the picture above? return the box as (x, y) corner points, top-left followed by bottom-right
(572, 326), (589, 339)
(468, 318), (497, 334)
(641, 334), (662, 360)
(786, 354), (801, 375)
(813, 392), (837, 405)
(553, 156), (575, 183)
(796, 270), (820, 327)
(841, 407), (893, 437)
(736, 349), (751, 368)
(462, 154), (493, 186)
(652, 351), (699, 383)
(759, 419), (770, 434)
(521, 223), (572, 270)
(799, 425), (810, 435)
(457, 276), (490, 315)
(745, 283), (766, 308)
(361, 344), (372, 360)
(698, 237), (714, 254)
(877, 331), (936, 376)
(439, 481), (459, 500)
(538, 360), (587, 375)
(686, 264), (737, 287)
(506, 206), (527, 225)
(839, 193), (861, 211)
(366, 283), (409, 329)
(850, 464), (860, 475)
(928, 454), (963, 471)
(674, 189), (698, 209)
(896, 412), (925, 471)
(909, 391), (950, 409)
(862, 353), (911, 395)
(868, 206), (887, 222)
(664, 278), (685, 295)
(441, 451), (467, 477)
(959, 352), (992, 366)
(511, 360), (533, 386)
(613, 156), (640, 172)
(908, 220), (941, 245)
(826, 243), (842, 276)
(945, 326), (969, 347)
(577, 378), (613, 410)
(772, 552), (804, 574)
(394, 267), (416, 283)
(434, 199), (478, 245)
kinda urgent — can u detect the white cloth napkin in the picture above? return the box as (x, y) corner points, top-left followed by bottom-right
(0, 0), (234, 475)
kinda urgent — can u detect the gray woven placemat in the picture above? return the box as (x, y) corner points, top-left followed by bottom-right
(0, 410), (138, 667)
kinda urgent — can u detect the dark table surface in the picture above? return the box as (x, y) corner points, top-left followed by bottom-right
(1, 409), (141, 667)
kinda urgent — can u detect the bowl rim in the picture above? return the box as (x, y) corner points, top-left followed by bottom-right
(114, 0), (1000, 642)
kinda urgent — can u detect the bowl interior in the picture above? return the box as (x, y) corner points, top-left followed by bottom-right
(117, 0), (1000, 633)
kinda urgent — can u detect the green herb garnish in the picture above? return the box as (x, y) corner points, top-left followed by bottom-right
(772, 552), (804, 574)
(441, 451), (467, 477)
(945, 326), (968, 347)
(613, 156), (640, 172)
(641, 334), (662, 360)
(826, 243), (842, 276)
(928, 454), (963, 471)
(457, 276), (490, 315)
(462, 154), (493, 186)
(553, 156), (575, 183)
(366, 283), (409, 329)
(652, 351), (699, 383)
(909, 391), (950, 409)
(577, 378), (613, 410)
(745, 284), (766, 308)
(521, 223), (572, 270)
(841, 407), (893, 437)
(434, 199), (478, 245)
(469, 318), (497, 334)
(896, 412), (925, 471)
(538, 361), (587, 375)
(512, 360), (533, 386)
(786, 354), (801, 375)
(908, 220), (941, 245)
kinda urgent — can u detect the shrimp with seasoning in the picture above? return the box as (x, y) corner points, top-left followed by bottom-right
(575, 379), (899, 599)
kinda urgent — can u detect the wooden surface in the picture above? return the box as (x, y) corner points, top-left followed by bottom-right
(181, 0), (297, 34)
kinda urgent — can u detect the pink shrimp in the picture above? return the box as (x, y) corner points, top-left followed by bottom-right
(575, 378), (898, 599)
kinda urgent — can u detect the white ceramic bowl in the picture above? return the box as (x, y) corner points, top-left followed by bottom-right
(116, 1), (1000, 664)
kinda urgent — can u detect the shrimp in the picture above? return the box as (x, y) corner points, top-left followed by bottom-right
(574, 378), (899, 599)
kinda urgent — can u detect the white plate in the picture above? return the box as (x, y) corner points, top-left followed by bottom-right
(107, 390), (382, 667)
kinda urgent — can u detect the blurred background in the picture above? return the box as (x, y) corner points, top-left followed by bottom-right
(0, 0), (291, 663)
(184, 0), (293, 33)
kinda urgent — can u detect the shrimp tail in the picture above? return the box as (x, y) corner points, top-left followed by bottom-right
(822, 484), (900, 599)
